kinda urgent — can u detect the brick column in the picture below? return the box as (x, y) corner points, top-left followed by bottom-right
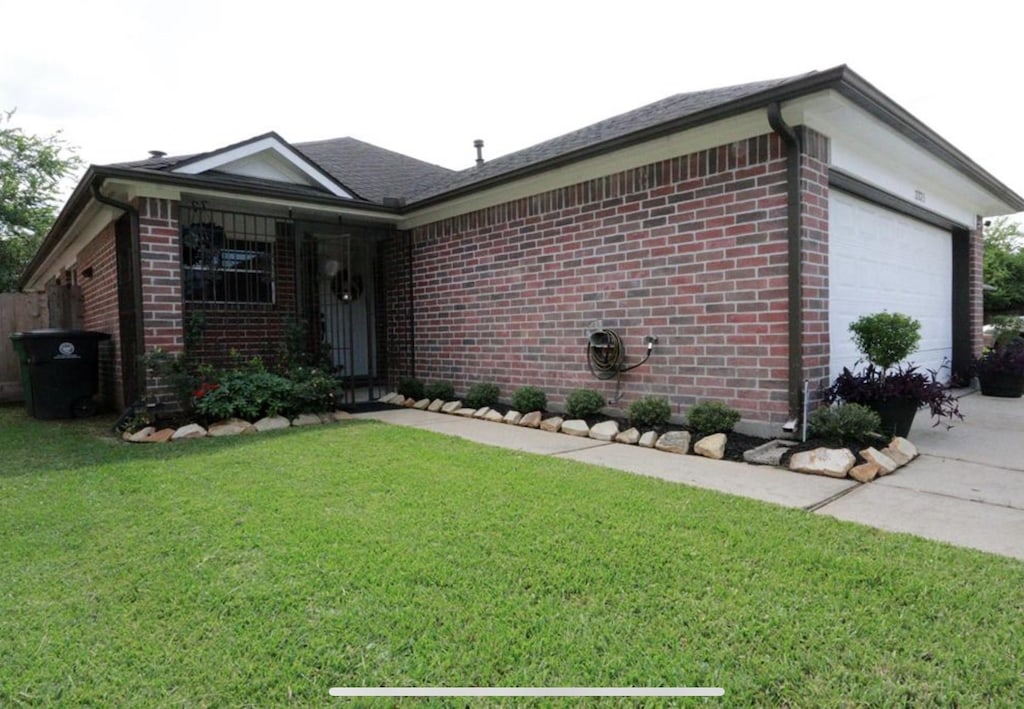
(798, 128), (832, 407)
(137, 197), (183, 401)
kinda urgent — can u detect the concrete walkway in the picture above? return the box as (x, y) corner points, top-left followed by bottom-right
(353, 394), (1024, 561)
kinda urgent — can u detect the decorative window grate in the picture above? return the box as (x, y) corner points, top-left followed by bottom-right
(179, 207), (287, 306)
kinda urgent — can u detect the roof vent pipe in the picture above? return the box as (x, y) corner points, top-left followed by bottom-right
(148, 150), (167, 159)
(473, 139), (484, 166)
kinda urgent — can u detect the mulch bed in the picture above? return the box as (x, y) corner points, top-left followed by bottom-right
(385, 400), (780, 464)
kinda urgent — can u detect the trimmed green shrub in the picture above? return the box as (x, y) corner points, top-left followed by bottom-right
(687, 401), (741, 437)
(193, 370), (294, 422)
(465, 382), (500, 409)
(286, 367), (337, 415)
(849, 312), (921, 371)
(628, 396), (672, 429)
(566, 388), (605, 419)
(511, 386), (547, 412)
(808, 404), (882, 446)
(397, 376), (425, 401)
(424, 381), (456, 401)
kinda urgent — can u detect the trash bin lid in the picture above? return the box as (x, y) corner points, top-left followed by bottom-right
(10, 329), (112, 340)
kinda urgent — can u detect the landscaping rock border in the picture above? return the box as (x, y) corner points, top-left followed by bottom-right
(375, 391), (921, 481)
(123, 391), (922, 481)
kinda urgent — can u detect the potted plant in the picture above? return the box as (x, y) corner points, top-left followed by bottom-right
(823, 312), (962, 437)
(974, 316), (1024, 397)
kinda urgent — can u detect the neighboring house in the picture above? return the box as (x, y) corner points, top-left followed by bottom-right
(19, 65), (1024, 436)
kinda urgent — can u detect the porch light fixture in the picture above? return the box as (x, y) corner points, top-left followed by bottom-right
(321, 258), (340, 280)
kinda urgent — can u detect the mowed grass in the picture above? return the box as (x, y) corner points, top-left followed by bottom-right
(1, 404), (1022, 706)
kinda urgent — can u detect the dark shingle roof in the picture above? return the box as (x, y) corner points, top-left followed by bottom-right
(294, 137), (455, 204)
(402, 74), (807, 202)
(105, 71), (817, 206)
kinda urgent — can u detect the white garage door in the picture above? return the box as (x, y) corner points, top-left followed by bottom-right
(829, 191), (952, 383)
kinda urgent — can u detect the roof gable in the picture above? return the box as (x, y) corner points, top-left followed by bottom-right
(171, 132), (357, 199)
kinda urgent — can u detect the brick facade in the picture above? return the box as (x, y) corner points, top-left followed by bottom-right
(970, 215), (985, 357)
(798, 128), (832, 406)
(77, 222), (122, 409)
(399, 132), (811, 429)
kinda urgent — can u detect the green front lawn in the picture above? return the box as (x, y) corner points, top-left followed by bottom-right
(1, 404), (1022, 705)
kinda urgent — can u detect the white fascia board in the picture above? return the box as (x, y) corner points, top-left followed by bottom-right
(786, 92), (1006, 224)
(116, 179), (399, 226)
(23, 201), (120, 291)
(172, 136), (353, 199)
(399, 110), (772, 230)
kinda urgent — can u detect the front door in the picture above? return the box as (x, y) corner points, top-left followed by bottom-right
(316, 235), (377, 389)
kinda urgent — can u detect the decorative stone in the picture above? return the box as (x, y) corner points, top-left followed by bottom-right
(413, 398), (431, 410)
(428, 399), (445, 412)
(254, 415), (291, 432)
(589, 420), (619, 441)
(742, 439), (799, 466)
(291, 413), (322, 427)
(403, 398), (416, 407)
(171, 423), (207, 440)
(455, 407), (477, 417)
(883, 436), (918, 466)
(484, 409), (505, 422)
(331, 410), (354, 422)
(789, 447), (855, 478)
(540, 416), (564, 432)
(694, 433), (727, 460)
(503, 410), (523, 425)
(615, 427), (641, 444)
(860, 447), (899, 475)
(208, 419), (255, 437)
(519, 411), (543, 428)
(441, 400), (463, 413)
(381, 392), (401, 404)
(473, 407), (491, 419)
(655, 430), (691, 454)
(317, 412), (335, 424)
(127, 426), (156, 442)
(849, 462), (881, 483)
(143, 428), (175, 443)
(561, 419), (590, 437)
(638, 431), (658, 448)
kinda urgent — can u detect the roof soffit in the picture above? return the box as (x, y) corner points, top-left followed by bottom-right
(785, 91), (1021, 218)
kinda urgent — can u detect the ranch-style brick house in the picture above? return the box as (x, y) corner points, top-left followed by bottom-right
(19, 65), (1024, 436)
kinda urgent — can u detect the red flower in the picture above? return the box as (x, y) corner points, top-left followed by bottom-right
(193, 382), (219, 399)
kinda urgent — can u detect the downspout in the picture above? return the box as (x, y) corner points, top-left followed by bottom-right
(767, 102), (804, 421)
(91, 181), (146, 400)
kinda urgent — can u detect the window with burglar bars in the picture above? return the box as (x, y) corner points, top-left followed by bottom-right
(179, 207), (289, 306)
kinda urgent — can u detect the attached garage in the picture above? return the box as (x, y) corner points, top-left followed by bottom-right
(828, 190), (953, 382)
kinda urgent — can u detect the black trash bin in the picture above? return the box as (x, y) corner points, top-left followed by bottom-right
(9, 329), (112, 419)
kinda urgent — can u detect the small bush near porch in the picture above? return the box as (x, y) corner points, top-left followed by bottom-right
(1, 405), (1022, 705)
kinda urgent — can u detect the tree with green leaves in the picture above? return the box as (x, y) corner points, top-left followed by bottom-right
(983, 216), (1024, 315)
(0, 109), (82, 292)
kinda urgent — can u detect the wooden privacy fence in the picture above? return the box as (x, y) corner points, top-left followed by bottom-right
(0, 293), (50, 401)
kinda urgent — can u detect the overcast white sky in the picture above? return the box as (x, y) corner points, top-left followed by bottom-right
(3, 0), (1023, 219)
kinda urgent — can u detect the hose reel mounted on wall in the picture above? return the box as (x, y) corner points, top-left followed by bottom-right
(585, 324), (657, 401)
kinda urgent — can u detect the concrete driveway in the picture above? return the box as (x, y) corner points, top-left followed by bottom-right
(355, 392), (1024, 561)
(815, 390), (1024, 560)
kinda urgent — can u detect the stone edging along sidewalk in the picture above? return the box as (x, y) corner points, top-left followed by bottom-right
(122, 392), (920, 484)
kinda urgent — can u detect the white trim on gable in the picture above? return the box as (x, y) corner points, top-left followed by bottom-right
(172, 135), (354, 199)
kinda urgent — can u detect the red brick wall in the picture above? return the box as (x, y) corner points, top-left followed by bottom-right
(799, 128), (832, 405)
(403, 133), (800, 429)
(77, 222), (122, 409)
(137, 198), (183, 403)
(970, 215), (985, 357)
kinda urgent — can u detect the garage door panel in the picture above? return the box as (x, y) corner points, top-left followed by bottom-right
(829, 192), (952, 382)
